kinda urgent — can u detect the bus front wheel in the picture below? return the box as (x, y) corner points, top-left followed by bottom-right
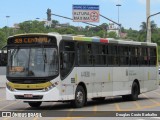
(28, 102), (42, 108)
(71, 85), (86, 108)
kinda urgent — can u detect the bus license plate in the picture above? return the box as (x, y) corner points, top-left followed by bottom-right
(24, 94), (33, 98)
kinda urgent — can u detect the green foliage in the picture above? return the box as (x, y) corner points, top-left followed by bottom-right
(0, 30), (6, 48)
(158, 46), (160, 61)
(108, 31), (117, 38)
(0, 20), (160, 61)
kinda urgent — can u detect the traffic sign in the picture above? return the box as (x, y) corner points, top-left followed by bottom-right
(73, 5), (99, 22)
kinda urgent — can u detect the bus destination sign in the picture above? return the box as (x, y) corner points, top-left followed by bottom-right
(8, 36), (57, 45)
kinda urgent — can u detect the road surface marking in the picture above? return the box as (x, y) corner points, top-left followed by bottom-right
(142, 94), (160, 105)
(67, 108), (74, 117)
(33, 116), (38, 120)
(134, 101), (141, 109)
(93, 105), (97, 112)
(40, 102), (57, 119)
(0, 101), (19, 110)
(2, 118), (10, 120)
(0, 98), (5, 102)
(120, 103), (160, 111)
(153, 91), (160, 96)
(115, 103), (121, 111)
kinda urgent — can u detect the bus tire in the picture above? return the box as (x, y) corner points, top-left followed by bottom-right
(129, 82), (139, 101)
(71, 85), (86, 108)
(28, 102), (42, 108)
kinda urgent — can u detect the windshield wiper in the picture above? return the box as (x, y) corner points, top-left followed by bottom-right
(42, 46), (47, 72)
(9, 46), (19, 68)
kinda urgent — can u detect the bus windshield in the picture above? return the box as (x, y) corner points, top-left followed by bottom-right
(7, 47), (58, 78)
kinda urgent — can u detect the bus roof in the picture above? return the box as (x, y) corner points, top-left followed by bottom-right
(8, 33), (157, 47)
(62, 35), (157, 47)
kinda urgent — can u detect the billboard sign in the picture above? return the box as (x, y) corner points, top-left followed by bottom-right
(73, 5), (99, 22)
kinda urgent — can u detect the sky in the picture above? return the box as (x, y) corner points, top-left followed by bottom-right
(0, 0), (160, 30)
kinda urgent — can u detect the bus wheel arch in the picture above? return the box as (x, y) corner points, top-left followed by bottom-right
(71, 82), (87, 108)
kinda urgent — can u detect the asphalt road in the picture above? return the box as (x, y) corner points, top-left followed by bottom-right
(0, 86), (160, 120)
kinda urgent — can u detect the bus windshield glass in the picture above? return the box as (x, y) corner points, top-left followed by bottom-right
(7, 47), (58, 78)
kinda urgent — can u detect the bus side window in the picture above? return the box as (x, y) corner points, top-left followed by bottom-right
(150, 47), (156, 65)
(78, 43), (93, 66)
(93, 44), (106, 65)
(130, 47), (139, 65)
(138, 47), (149, 66)
(119, 45), (129, 66)
(108, 45), (118, 66)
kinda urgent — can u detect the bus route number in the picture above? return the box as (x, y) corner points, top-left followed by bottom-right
(81, 71), (90, 77)
(15, 38), (22, 43)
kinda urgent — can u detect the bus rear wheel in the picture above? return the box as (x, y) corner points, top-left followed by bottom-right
(130, 82), (139, 101)
(28, 102), (42, 108)
(71, 86), (86, 108)
(122, 82), (139, 101)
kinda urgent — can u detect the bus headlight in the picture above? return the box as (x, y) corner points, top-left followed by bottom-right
(43, 82), (59, 92)
(6, 83), (15, 91)
(43, 84), (55, 92)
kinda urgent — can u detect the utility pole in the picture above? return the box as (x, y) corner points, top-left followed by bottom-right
(116, 4), (122, 38)
(116, 4), (121, 24)
(6, 16), (10, 37)
(146, 0), (151, 42)
(46, 8), (52, 27)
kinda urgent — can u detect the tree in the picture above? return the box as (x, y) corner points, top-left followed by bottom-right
(150, 21), (157, 32)
(140, 20), (157, 33)
(99, 23), (108, 31)
(96, 30), (107, 38)
(121, 27), (125, 33)
(0, 31), (6, 48)
(108, 31), (117, 38)
(51, 20), (59, 28)
(140, 22), (147, 33)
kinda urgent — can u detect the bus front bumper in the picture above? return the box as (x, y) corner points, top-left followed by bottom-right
(6, 87), (61, 102)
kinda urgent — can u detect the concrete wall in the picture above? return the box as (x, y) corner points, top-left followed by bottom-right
(0, 67), (6, 88)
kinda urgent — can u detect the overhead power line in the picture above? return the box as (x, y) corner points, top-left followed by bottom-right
(51, 13), (99, 27)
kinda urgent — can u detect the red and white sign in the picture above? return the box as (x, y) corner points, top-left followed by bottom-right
(73, 5), (99, 22)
